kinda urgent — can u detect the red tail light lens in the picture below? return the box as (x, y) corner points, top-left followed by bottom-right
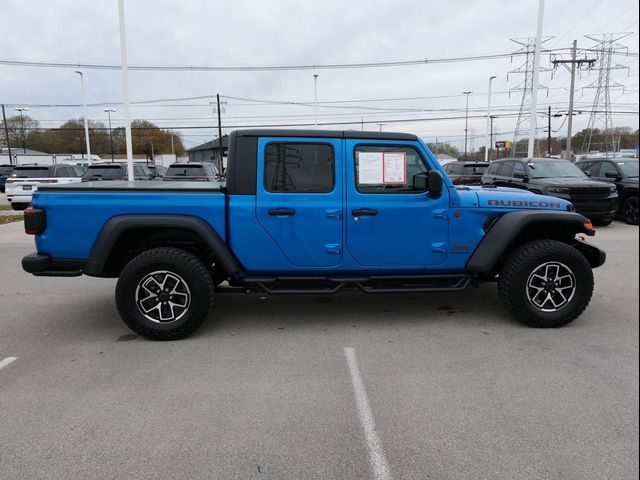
(24, 208), (46, 235)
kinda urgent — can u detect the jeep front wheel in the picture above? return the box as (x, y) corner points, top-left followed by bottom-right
(498, 240), (594, 328)
(116, 247), (214, 340)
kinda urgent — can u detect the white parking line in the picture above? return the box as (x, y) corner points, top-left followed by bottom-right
(0, 357), (17, 371)
(344, 347), (391, 480)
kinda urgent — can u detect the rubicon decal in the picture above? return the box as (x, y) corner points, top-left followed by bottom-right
(488, 199), (562, 208)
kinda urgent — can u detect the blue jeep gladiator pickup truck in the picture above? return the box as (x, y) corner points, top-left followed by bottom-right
(21, 129), (605, 340)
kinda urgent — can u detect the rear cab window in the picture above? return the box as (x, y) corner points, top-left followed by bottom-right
(354, 145), (429, 194)
(463, 164), (488, 174)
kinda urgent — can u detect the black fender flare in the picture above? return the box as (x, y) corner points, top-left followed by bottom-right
(466, 210), (595, 274)
(84, 215), (243, 277)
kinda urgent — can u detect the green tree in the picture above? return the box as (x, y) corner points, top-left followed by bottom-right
(427, 142), (459, 158)
(130, 120), (185, 156)
(0, 114), (39, 151)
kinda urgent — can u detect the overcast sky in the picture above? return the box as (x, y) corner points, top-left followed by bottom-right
(1, 0), (638, 152)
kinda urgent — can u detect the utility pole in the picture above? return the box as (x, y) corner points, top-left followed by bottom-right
(485, 76), (496, 162)
(104, 108), (116, 162)
(547, 106), (552, 156)
(527, 0), (545, 159)
(118, 0), (134, 181)
(489, 115), (496, 161)
(462, 91), (472, 160)
(552, 40), (596, 160)
(313, 74), (319, 128)
(1, 105), (13, 164)
(216, 94), (224, 173)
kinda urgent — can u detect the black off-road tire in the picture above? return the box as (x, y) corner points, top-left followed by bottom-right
(11, 203), (28, 211)
(116, 247), (214, 340)
(498, 240), (594, 328)
(623, 196), (639, 225)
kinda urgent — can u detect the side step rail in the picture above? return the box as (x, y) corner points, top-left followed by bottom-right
(241, 274), (471, 295)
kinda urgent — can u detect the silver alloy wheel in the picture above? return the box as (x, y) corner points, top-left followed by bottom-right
(526, 261), (576, 312)
(135, 270), (191, 323)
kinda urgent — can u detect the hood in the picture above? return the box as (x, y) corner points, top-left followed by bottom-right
(530, 177), (613, 188)
(453, 185), (571, 211)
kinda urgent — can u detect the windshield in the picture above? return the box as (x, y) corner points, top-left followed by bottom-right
(616, 160), (639, 177)
(526, 161), (586, 179)
(463, 164), (488, 174)
(166, 165), (206, 176)
(11, 167), (50, 178)
(84, 166), (124, 178)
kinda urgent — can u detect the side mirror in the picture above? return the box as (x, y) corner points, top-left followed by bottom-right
(428, 170), (443, 197)
(513, 172), (529, 181)
(605, 171), (620, 179)
(584, 170), (591, 177)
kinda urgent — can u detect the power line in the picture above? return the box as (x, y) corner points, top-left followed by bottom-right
(0, 50), (570, 72)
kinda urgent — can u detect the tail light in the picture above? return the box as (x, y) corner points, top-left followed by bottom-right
(24, 208), (46, 235)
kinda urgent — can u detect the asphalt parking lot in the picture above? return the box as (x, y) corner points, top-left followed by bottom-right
(0, 218), (638, 480)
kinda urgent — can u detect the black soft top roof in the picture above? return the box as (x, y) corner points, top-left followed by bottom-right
(234, 129), (417, 141)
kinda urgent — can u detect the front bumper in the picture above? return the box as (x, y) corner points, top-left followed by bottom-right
(22, 253), (84, 277)
(573, 236), (607, 268)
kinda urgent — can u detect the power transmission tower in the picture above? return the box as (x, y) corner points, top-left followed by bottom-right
(580, 33), (631, 154)
(550, 40), (596, 160)
(508, 37), (553, 158)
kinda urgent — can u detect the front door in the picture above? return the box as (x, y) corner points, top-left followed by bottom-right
(345, 140), (449, 269)
(256, 138), (343, 268)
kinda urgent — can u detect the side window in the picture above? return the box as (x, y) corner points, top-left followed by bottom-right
(55, 166), (70, 177)
(499, 161), (515, 178)
(264, 143), (334, 193)
(354, 145), (429, 194)
(134, 165), (144, 177)
(513, 162), (527, 177)
(587, 162), (600, 176)
(600, 162), (618, 177)
(487, 162), (501, 175)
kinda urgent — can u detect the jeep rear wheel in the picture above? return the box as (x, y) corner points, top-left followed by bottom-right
(623, 196), (639, 225)
(498, 240), (593, 328)
(116, 247), (214, 340)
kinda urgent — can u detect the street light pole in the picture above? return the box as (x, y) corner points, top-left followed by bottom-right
(104, 108), (116, 162)
(14, 107), (29, 154)
(485, 77), (496, 162)
(462, 91), (472, 160)
(313, 74), (319, 128)
(75, 71), (92, 164)
(117, 0), (134, 181)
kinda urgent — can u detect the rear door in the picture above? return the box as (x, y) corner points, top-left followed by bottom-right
(256, 137), (343, 268)
(345, 140), (448, 268)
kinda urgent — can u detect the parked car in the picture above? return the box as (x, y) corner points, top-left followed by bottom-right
(443, 161), (489, 185)
(482, 158), (619, 225)
(22, 129), (605, 340)
(0, 164), (16, 193)
(5, 164), (84, 210)
(163, 163), (223, 182)
(576, 158), (639, 225)
(148, 165), (167, 179)
(82, 162), (155, 182)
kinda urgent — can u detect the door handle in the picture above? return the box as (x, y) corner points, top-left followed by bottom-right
(352, 209), (378, 217)
(268, 208), (296, 216)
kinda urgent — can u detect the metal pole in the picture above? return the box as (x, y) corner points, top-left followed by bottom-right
(1, 105), (13, 164)
(547, 106), (552, 156)
(14, 107), (28, 153)
(490, 115), (495, 161)
(118, 0), (134, 181)
(105, 108), (116, 162)
(216, 93), (223, 172)
(528, 0), (545, 158)
(313, 74), (319, 128)
(566, 39), (577, 161)
(170, 130), (175, 155)
(485, 76), (496, 162)
(463, 91), (472, 160)
(75, 72), (92, 163)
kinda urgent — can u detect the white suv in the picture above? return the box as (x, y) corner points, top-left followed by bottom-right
(5, 164), (85, 210)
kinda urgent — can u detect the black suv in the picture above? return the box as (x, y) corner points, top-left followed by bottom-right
(576, 158), (639, 225)
(442, 161), (489, 185)
(82, 163), (155, 182)
(482, 158), (618, 225)
(0, 164), (16, 192)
